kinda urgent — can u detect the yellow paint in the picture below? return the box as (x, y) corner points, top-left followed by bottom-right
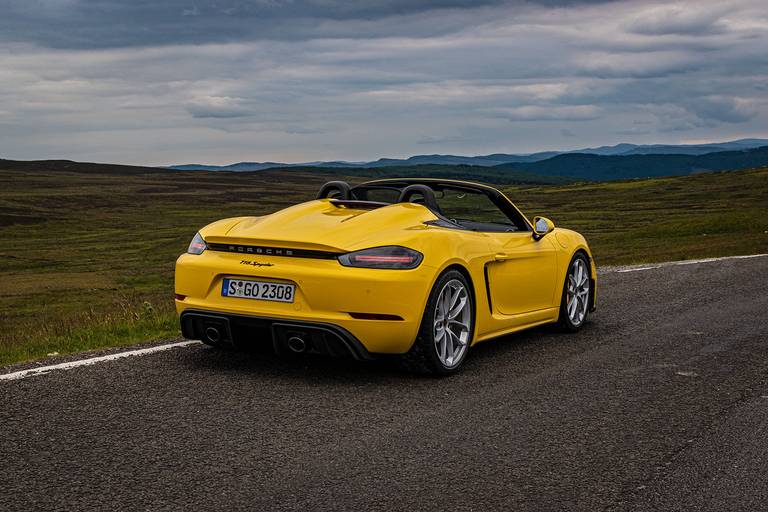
(175, 184), (596, 354)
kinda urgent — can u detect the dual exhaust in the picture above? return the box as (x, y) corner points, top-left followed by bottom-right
(181, 312), (369, 360)
(205, 326), (307, 353)
(193, 319), (311, 354)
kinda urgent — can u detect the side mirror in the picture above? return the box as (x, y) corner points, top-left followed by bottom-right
(532, 216), (555, 240)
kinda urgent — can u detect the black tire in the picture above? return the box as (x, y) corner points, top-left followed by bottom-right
(400, 269), (474, 376)
(558, 252), (591, 332)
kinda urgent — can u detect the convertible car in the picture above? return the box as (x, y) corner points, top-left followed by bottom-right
(175, 178), (596, 374)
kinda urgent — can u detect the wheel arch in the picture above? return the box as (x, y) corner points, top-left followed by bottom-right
(443, 263), (477, 311)
(399, 261), (478, 375)
(421, 261), (479, 346)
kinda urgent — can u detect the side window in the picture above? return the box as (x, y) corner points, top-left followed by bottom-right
(434, 188), (527, 232)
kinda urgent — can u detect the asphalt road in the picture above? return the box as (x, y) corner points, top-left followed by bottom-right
(2, 256), (767, 511)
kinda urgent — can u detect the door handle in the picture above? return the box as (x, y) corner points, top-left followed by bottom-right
(495, 253), (509, 261)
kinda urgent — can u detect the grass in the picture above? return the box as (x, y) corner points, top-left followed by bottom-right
(0, 164), (330, 365)
(508, 168), (768, 264)
(1, 162), (766, 365)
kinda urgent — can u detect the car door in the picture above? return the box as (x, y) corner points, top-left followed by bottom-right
(485, 232), (559, 316)
(427, 183), (561, 316)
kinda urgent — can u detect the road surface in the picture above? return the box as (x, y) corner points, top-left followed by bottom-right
(1, 255), (767, 511)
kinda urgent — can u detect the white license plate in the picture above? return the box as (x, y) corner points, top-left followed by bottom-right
(222, 278), (295, 303)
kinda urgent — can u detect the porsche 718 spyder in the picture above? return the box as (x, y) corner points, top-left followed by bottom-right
(175, 179), (596, 374)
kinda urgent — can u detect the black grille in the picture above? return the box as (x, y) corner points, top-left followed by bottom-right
(207, 243), (339, 260)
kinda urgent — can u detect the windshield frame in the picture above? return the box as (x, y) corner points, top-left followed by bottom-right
(350, 178), (533, 233)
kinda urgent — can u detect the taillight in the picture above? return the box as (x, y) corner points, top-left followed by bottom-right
(338, 246), (423, 269)
(187, 232), (207, 255)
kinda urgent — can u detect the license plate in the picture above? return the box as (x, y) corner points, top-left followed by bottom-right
(222, 278), (295, 303)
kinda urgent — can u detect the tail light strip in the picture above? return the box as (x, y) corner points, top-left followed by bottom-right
(207, 243), (339, 260)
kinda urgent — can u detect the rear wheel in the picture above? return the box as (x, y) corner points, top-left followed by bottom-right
(400, 270), (474, 375)
(558, 253), (591, 331)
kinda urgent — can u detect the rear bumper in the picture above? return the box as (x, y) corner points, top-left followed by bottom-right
(175, 251), (434, 354)
(180, 309), (374, 360)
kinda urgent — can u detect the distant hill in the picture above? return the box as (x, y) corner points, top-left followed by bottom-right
(6, 141), (768, 185)
(0, 158), (164, 175)
(495, 145), (768, 181)
(168, 138), (768, 171)
(0, 158), (572, 185)
(271, 146), (768, 183)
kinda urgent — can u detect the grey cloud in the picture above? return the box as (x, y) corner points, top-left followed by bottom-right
(684, 96), (757, 124)
(643, 96), (758, 133)
(615, 128), (651, 135)
(490, 105), (602, 121)
(283, 125), (325, 135)
(0, 0), (486, 49)
(626, 5), (728, 36)
(416, 134), (470, 145)
(0, 0), (766, 165)
(187, 106), (253, 119)
(0, 0), (619, 49)
(573, 50), (707, 79)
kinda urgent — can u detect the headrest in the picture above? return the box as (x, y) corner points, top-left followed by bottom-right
(397, 184), (440, 213)
(317, 181), (351, 200)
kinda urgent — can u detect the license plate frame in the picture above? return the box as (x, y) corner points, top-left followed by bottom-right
(221, 278), (295, 303)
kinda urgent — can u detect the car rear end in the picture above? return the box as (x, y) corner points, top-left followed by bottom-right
(175, 202), (438, 358)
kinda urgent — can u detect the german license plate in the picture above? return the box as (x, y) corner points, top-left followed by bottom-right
(222, 278), (295, 303)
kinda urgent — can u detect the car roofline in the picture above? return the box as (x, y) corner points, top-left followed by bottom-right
(359, 177), (504, 196)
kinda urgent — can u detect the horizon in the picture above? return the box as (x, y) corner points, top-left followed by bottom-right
(4, 134), (768, 168)
(165, 136), (768, 167)
(1, 0), (767, 166)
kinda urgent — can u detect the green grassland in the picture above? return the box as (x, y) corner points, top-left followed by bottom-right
(510, 169), (768, 263)
(1, 162), (766, 365)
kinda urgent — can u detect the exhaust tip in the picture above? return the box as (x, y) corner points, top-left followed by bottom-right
(204, 326), (221, 343)
(287, 336), (307, 353)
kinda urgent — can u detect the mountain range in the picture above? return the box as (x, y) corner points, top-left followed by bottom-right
(169, 138), (768, 172)
(495, 145), (768, 181)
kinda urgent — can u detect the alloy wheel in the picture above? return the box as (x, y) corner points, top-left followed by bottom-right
(433, 279), (472, 368)
(567, 258), (590, 326)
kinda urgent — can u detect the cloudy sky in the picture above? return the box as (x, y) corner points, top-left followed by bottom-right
(1, 0), (766, 165)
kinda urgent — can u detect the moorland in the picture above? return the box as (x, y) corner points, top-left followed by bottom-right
(1, 160), (766, 364)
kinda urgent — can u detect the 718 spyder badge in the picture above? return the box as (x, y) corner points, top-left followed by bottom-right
(240, 260), (274, 267)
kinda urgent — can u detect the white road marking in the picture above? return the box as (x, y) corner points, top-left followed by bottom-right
(674, 254), (767, 265)
(602, 253), (768, 274)
(0, 340), (201, 382)
(616, 266), (660, 273)
(1, 252), (766, 382)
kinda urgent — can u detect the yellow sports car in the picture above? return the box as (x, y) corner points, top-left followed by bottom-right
(175, 178), (596, 374)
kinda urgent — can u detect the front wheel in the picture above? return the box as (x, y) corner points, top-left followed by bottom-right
(400, 270), (474, 375)
(558, 253), (592, 331)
